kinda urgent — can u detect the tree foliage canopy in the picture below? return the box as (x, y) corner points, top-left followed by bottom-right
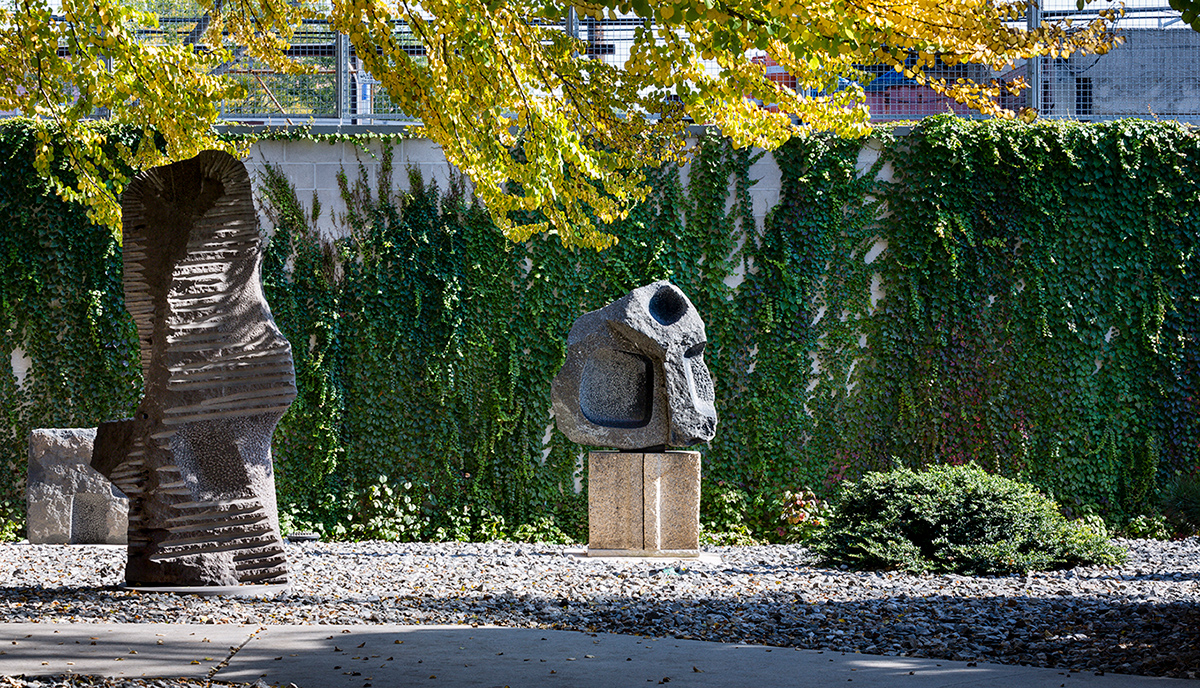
(1, 0), (1122, 247)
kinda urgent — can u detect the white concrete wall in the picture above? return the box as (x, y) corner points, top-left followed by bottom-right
(244, 137), (457, 239)
(10, 346), (30, 389)
(244, 136), (793, 241)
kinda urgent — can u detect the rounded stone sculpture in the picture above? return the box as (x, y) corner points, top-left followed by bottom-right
(90, 150), (296, 587)
(551, 281), (717, 449)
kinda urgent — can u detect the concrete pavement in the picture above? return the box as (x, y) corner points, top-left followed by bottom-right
(0, 623), (1189, 687)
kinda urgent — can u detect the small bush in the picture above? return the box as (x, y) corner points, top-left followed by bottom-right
(701, 481), (753, 533)
(1120, 513), (1174, 540)
(0, 498), (23, 542)
(774, 489), (833, 543)
(332, 475), (436, 541)
(1073, 513), (1110, 540)
(810, 464), (1126, 575)
(1162, 473), (1200, 535)
(701, 480), (781, 541)
(699, 524), (763, 547)
(511, 517), (577, 545)
(0, 519), (19, 542)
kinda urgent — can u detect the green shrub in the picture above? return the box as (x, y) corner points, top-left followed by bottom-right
(699, 524), (763, 547)
(1073, 513), (1110, 540)
(511, 517), (577, 545)
(1120, 513), (1174, 540)
(810, 464), (1126, 575)
(334, 475), (436, 542)
(701, 481), (752, 532)
(0, 519), (20, 542)
(0, 497), (23, 541)
(1162, 473), (1200, 535)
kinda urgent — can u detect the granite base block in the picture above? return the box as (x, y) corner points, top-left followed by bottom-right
(588, 450), (700, 556)
(643, 451), (700, 553)
(587, 452), (643, 551)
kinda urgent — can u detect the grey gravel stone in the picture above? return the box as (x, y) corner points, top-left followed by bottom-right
(0, 678), (263, 687)
(0, 538), (1196, 681)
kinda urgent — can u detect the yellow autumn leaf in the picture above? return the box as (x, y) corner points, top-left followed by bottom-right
(0, 0), (1124, 248)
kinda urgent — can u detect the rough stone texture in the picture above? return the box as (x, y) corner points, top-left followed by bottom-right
(588, 451), (700, 556)
(90, 150), (296, 587)
(643, 451), (700, 553)
(552, 281), (717, 450)
(26, 428), (127, 545)
(587, 452), (644, 551)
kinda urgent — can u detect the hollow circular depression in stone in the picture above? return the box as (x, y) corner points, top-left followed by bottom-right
(648, 285), (688, 326)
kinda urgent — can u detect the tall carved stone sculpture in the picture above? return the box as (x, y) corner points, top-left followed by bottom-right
(91, 150), (296, 587)
(552, 281), (716, 556)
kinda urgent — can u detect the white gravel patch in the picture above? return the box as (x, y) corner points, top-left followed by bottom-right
(1, 539), (1197, 680)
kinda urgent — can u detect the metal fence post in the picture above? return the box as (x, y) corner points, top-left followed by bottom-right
(98, 55), (112, 119)
(1028, 0), (1042, 113)
(566, 6), (578, 41)
(335, 31), (347, 122)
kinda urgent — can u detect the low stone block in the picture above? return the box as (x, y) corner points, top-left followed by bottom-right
(27, 428), (127, 545)
(587, 452), (643, 551)
(588, 450), (700, 556)
(643, 451), (700, 553)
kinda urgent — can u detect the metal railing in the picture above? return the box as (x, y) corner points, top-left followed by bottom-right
(209, 15), (654, 126)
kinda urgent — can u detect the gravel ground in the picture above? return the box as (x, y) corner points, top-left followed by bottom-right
(0, 539), (1197, 685)
(0, 679), (269, 688)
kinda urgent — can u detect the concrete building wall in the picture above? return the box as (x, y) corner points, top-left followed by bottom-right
(242, 135), (793, 242)
(243, 137), (457, 240)
(238, 135), (892, 300)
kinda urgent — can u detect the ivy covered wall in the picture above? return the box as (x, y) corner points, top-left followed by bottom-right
(1, 117), (1196, 540)
(0, 120), (143, 535)
(875, 119), (1198, 517)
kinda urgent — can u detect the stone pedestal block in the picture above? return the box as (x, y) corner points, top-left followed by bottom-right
(587, 452), (644, 551)
(27, 428), (127, 545)
(588, 450), (700, 556)
(643, 451), (701, 553)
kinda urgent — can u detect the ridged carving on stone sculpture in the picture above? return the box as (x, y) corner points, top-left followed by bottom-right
(91, 150), (296, 587)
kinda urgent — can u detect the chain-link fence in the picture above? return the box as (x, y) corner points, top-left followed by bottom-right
(209, 4), (1200, 125)
(1033, 0), (1200, 121)
(857, 0), (1200, 122)
(23, 3), (1200, 125)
